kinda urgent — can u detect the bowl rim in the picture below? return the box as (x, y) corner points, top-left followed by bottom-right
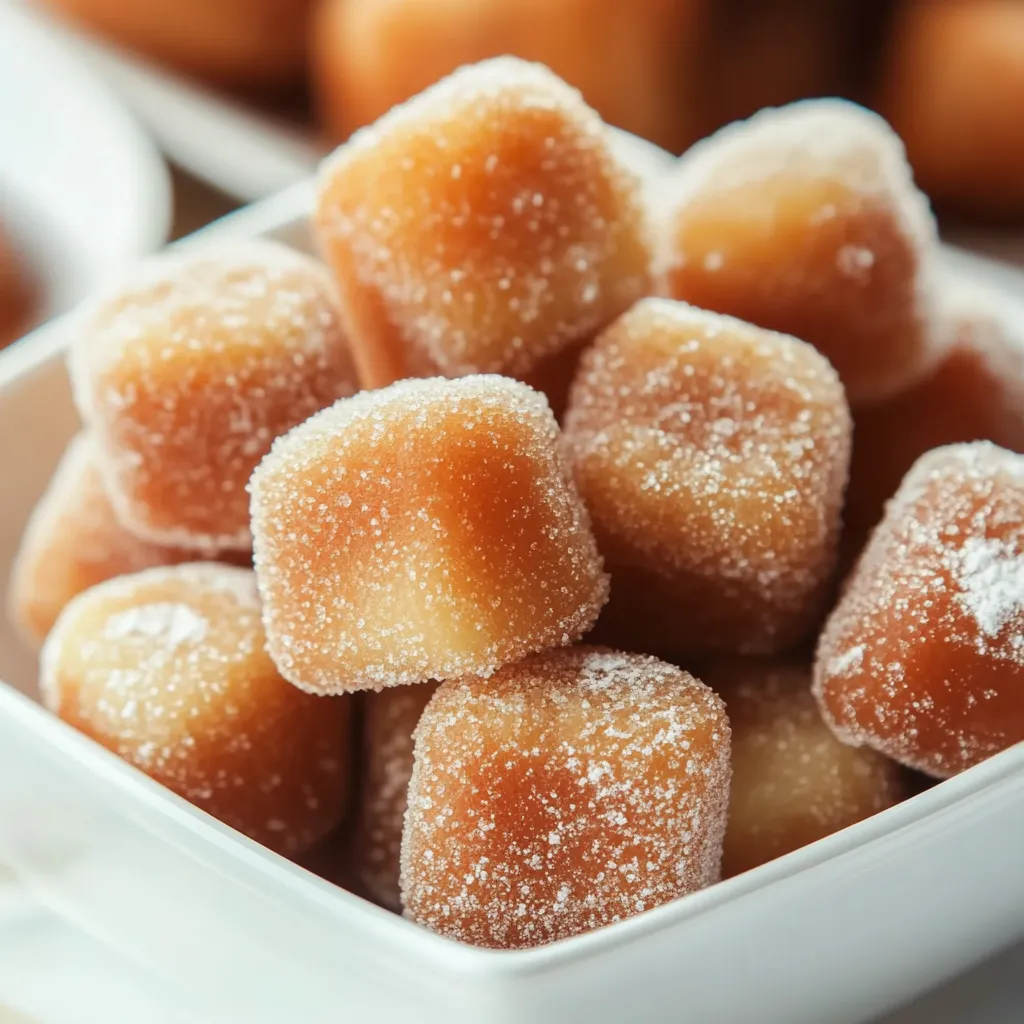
(2, 181), (1024, 979)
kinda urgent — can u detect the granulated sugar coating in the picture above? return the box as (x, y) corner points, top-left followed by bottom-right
(8, 434), (242, 646)
(351, 682), (439, 911)
(401, 647), (730, 949)
(842, 284), (1024, 565)
(815, 442), (1024, 778)
(250, 375), (608, 693)
(314, 56), (651, 390)
(67, 240), (358, 551)
(40, 563), (352, 855)
(563, 298), (851, 658)
(659, 98), (945, 405)
(708, 659), (905, 878)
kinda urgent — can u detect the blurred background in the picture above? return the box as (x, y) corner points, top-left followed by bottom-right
(1, 1), (1024, 1020)
(2, 0), (1024, 362)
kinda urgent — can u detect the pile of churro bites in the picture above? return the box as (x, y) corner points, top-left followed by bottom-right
(10, 58), (1024, 951)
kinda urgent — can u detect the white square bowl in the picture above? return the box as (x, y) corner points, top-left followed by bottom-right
(1, 184), (1024, 1024)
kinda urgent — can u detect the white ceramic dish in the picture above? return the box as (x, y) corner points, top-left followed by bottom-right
(0, 3), (171, 328)
(1, 183), (1024, 1023)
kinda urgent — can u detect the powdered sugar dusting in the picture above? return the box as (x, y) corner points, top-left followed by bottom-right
(400, 646), (730, 949)
(251, 375), (607, 693)
(956, 536), (1024, 640)
(315, 56), (651, 383)
(564, 297), (850, 656)
(103, 602), (208, 649)
(815, 442), (1024, 777)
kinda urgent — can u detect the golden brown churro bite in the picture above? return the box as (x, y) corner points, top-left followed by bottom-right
(401, 647), (731, 948)
(816, 443), (1024, 778)
(314, 57), (651, 390)
(41, 563), (352, 855)
(564, 298), (850, 658)
(660, 99), (944, 405)
(709, 659), (905, 878)
(9, 435), (212, 646)
(68, 241), (357, 552)
(351, 682), (440, 910)
(250, 375), (607, 694)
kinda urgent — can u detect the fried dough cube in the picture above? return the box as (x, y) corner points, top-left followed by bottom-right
(67, 241), (357, 551)
(564, 298), (850, 657)
(314, 57), (651, 390)
(41, 563), (352, 855)
(8, 434), (248, 645)
(250, 375), (608, 693)
(816, 442), (1024, 777)
(350, 682), (439, 910)
(402, 647), (731, 948)
(311, 0), (707, 154)
(844, 284), (1024, 561)
(709, 659), (905, 877)
(660, 99), (944, 405)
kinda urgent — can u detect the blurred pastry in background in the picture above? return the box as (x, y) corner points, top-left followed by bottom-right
(878, 0), (1024, 219)
(841, 281), (1024, 566)
(0, 220), (36, 350)
(39, 0), (315, 90)
(310, 0), (708, 153)
(698, 0), (859, 134)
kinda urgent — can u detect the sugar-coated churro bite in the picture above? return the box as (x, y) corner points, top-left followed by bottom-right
(401, 647), (731, 949)
(660, 99), (944, 405)
(843, 285), (1024, 561)
(67, 241), (358, 552)
(710, 660), (905, 878)
(41, 564), (352, 855)
(250, 375), (607, 694)
(564, 298), (850, 658)
(8, 434), (248, 646)
(816, 443), (1024, 778)
(350, 682), (439, 910)
(314, 57), (651, 391)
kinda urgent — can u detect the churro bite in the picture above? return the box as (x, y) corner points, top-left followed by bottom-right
(0, 221), (35, 350)
(41, 0), (314, 90)
(660, 99), (943, 405)
(844, 285), (1024, 560)
(351, 682), (439, 910)
(563, 298), (850, 658)
(7, 434), (240, 646)
(311, 0), (705, 153)
(816, 442), (1024, 778)
(401, 647), (731, 949)
(250, 375), (607, 694)
(709, 660), (905, 878)
(879, 0), (1024, 218)
(41, 564), (352, 855)
(314, 57), (651, 391)
(67, 241), (357, 552)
